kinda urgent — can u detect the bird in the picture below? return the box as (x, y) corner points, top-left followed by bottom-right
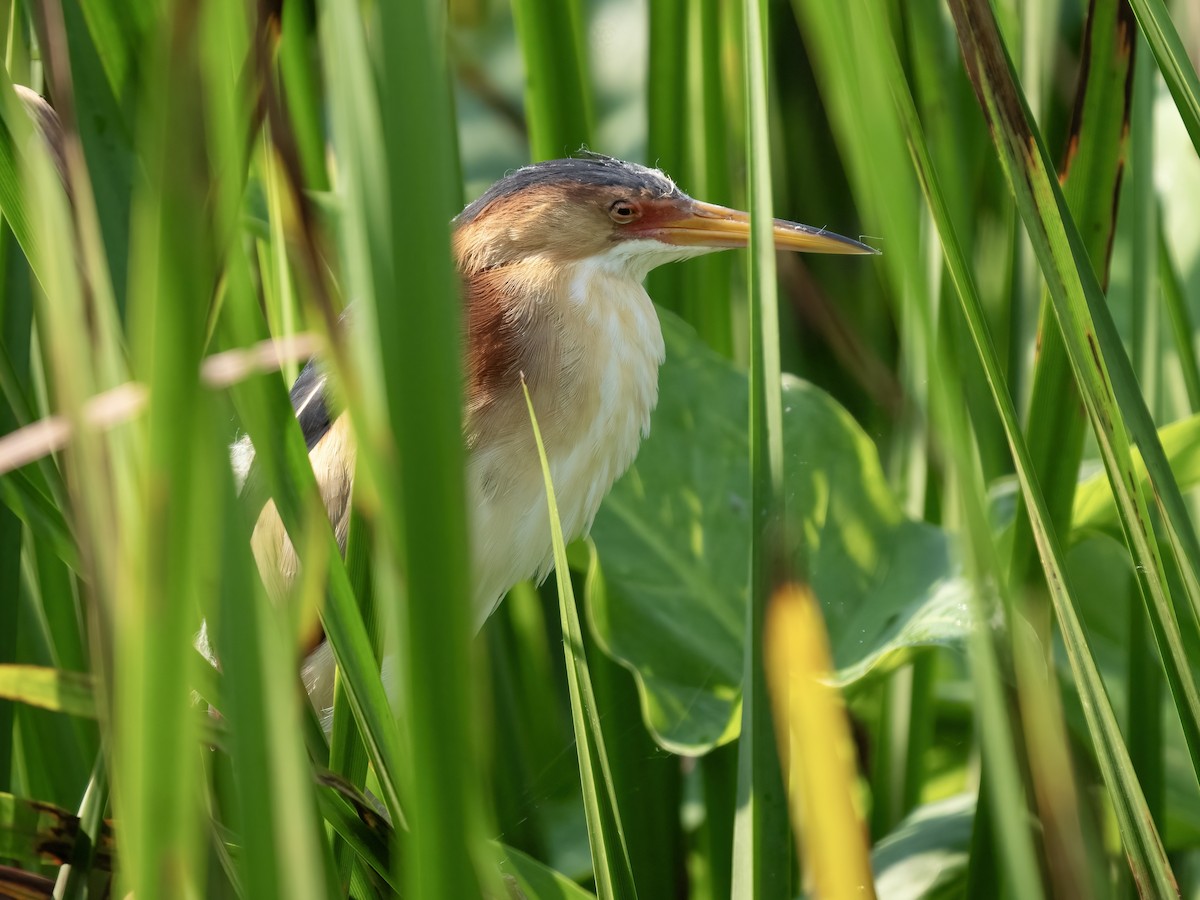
(231, 154), (876, 717)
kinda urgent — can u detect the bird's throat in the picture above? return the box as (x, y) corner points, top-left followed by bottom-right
(465, 258), (665, 623)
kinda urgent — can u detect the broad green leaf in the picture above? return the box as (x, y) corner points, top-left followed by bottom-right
(498, 844), (598, 900)
(870, 793), (974, 900)
(589, 312), (969, 754)
(1073, 412), (1200, 533)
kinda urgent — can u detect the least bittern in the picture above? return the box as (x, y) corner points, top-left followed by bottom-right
(233, 154), (876, 715)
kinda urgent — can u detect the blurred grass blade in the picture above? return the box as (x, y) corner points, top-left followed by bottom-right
(872, 3), (1177, 891)
(314, 10), (488, 891)
(75, 0), (149, 100)
(763, 583), (875, 899)
(216, 267), (408, 832)
(678, 0), (735, 355)
(57, 756), (109, 900)
(521, 379), (637, 900)
(107, 0), (217, 892)
(644, 0), (685, 318)
(510, 0), (591, 160)
(732, 0), (789, 896)
(1126, 0), (1200, 155)
(377, 1), (488, 895)
(1159, 226), (1200, 411)
(213, 464), (330, 900)
(946, 0), (1200, 789)
(0, 92), (35, 275)
(327, 507), (378, 891)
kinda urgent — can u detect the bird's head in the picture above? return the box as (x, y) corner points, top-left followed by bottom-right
(452, 154), (876, 280)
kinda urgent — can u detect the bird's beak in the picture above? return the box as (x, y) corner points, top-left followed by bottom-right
(652, 199), (878, 255)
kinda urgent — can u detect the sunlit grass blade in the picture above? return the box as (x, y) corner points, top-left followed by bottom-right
(521, 378), (637, 900)
(764, 583), (875, 898)
(510, 0), (591, 160)
(277, 0), (329, 193)
(1009, 0), (1134, 590)
(798, 3), (1041, 894)
(498, 843), (600, 899)
(644, 0), (685, 318)
(0, 666), (95, 718)
(1004, 0), (1136, 884)
(678, 0), (735, 356)
(946, 0), (1200, 791)
(327, 508), (378, 891)
(869, 3), (1177, 891)
(318, 0), (490, 892)
(1159, 225), (1200, 411)
(732, 1), (789, 896)
(1126, 0), (1200, 155)
(0, 81), (36, 273)
(74, 0), (148, 100)
(114, 3), (215, 891)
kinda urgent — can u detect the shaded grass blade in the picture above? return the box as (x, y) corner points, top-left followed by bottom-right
(946, 0), (1200, 794)
(217, 272), (408, 830)
(1126, 0), (1200, 155)
(521, 379), (637, 900)
(1008, 0), (1134, 591)
(800, 4), (1042, 895)
(867, 3), (1177, 891)
(213, 459), (330, 900)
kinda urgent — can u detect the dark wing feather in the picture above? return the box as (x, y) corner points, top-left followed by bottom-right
(289, 359), (333, 451)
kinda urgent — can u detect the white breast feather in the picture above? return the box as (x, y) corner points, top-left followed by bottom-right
(467, 250), (666, 626)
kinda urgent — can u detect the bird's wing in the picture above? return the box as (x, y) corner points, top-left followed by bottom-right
(290, 359), (334, 450)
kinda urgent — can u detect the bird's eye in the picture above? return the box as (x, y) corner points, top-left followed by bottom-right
(609, 199), (642, 224)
